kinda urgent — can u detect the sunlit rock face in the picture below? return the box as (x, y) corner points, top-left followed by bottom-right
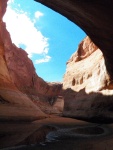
(63, 37), (113, 122)
(4, 39), (63, 114)
(36, 0), (113, 122)
(0, 0), (46, 121)
(35, 0), (113, 78)
(4, 31), (62, 100)
(0, 0), (62, 120)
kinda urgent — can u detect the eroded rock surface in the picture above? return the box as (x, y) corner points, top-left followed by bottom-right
(4, 30), (62, 105)
(0, 0), (62, 121)
(63, 37), (113, 122)
(1, 0), (113, 122)
(35, 0), (113, 122)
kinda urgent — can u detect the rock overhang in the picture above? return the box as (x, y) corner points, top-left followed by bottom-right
(35, 0), (113, 78)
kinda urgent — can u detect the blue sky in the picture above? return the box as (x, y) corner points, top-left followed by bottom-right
(3, 0), (86, 82)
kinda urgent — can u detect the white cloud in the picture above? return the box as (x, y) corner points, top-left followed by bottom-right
(3, 3), (51, 63)
(35, 55), (51, 64)
(8, 0), (14, 4)
(35, 11), (44, 19)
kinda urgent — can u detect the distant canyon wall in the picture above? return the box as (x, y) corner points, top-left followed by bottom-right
(1, 0), (113, 122)
(35, 0), (113, 122)
(63, 37), (113, 122)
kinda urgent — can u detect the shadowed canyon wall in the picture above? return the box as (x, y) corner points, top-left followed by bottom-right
(0, 0), (62, 121)
(35, 0), (113, 122)
(0, 0), (113, 122)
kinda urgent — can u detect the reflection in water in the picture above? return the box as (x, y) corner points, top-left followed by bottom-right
(0, 122), (57, 149)
(0, 121), (113, 150)
(0, 122), (38, 149)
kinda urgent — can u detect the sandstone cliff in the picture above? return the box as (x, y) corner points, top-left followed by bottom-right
(0, 0), (62, 121)
(0, 0), (45, 121)
(1, 0), (113, 122)
(35, 0), (113, 122)
(63, 37), (113, 122)
(4, 29), (62, 98)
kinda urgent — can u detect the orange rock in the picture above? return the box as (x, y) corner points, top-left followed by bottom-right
(63, 37), (113, 123)
(0, 0), (62, 120)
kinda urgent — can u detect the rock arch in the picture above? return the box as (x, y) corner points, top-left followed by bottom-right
(35, 0), (113, 78)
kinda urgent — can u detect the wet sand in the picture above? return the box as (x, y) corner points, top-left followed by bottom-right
(1, 116), (113, 150)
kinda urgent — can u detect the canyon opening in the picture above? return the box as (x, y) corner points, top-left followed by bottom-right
(0, 0), (113, 150)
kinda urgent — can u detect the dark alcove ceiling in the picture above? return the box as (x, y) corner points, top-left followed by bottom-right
(35, 0), (113, 78)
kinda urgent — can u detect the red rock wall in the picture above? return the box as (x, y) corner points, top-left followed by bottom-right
(1, 19), (62, 98)
(63, 37), (113, 122)
(0, 0), (62, 120)
(2, 0), (113, 122)
(0, 0), (15, 90)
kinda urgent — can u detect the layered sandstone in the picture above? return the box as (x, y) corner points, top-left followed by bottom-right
(3, 31), (63, 114)
(1, 0), (113, 122)
(0, 0), (62, 121)
(3, 24), (62, 100)
(35, 0), (113, 122)
(63, 37), (113, 122)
